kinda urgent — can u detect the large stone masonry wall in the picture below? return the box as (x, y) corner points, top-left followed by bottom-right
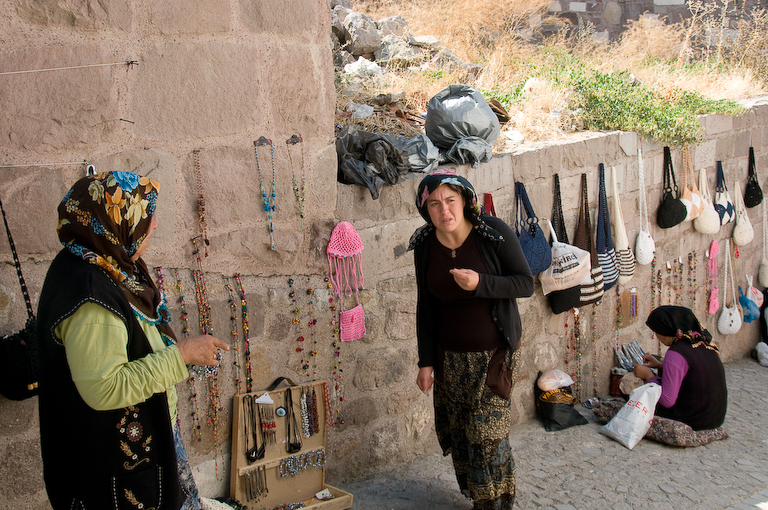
(1, 0), (768, 508)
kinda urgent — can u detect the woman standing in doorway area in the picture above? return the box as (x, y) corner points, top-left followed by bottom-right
(408, 169), (534, 510)
(36, 171), (229, 510)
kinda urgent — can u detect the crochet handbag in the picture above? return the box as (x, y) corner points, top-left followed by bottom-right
(718, 242), (742, 335)
(611, 167), (635, 284)
(732, 181), (754, 246)
(635, 145), (656, 265)
(327, 221), (366, 341)
(693, 167), (720, 235)
(708, 240), (720, 315)
(515, 181), (551, 276)
(574, 174), (604, 306)
(714, 161), (735, 225)
(0, 194), (40, 401)
(657, 146), (687, 229)
(547, 174), (583, 314)
(744, 147), (763, 208)
(680, 145), (702, 221)
(596, 164), (619, 290)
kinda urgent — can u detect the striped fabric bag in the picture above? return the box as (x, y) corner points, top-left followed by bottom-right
(611, 166), (635, 284)
(574, 174), (604, 306)
(596, 164), (619, 291)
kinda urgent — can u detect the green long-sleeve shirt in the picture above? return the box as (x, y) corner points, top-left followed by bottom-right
(54, 301), (188, 422)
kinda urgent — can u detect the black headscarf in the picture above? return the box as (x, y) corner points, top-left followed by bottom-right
(646, 306), (717, 352)
(407, 168), (503, 250)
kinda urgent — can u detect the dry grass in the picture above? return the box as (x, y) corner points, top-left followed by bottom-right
(344, 0), (768, 145)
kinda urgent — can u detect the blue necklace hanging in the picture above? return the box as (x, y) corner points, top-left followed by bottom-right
(254, 136), (277, 250)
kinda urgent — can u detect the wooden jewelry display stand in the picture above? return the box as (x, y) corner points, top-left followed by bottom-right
(230, 380), (353, 510)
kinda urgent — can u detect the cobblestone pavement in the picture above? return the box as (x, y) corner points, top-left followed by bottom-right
(339, 358), (768, 510)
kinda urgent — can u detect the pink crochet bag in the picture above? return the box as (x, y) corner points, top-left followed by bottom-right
(327, 221), (366, 341)
(708, 240), (720, 315)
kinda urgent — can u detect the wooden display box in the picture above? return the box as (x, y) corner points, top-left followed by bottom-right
(230, 381), (353, 510)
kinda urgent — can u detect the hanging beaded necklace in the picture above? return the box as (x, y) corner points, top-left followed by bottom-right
(328, 276), (344, 424)
(286, 134), (306, 232)
(234, 273), (253, 393)
(572, 308), (582, 401)
(591, 304), (598, 399)
(306, 279), (319, 379)
(688, 251), (697, 312)
(193, 150), (210, 257)
(172, 268), (202, 443)
(614, 286), (621, 360)
(254, 136), (277, 250)
(289, 277), (308, 376)
(226, 281), (243, 394)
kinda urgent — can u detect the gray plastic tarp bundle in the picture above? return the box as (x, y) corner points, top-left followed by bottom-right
(425, 84), (500, 167)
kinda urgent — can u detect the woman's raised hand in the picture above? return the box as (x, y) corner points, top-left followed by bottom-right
(176, 335), (230, 366)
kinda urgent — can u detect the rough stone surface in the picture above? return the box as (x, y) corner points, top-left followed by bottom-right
(343, 12), (382, 56)
(148, 0), (230, 34)
(15, 0), (131, 30)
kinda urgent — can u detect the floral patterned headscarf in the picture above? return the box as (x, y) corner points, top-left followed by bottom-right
(408, 168), (502, 250)
(58, 171), (172, 335)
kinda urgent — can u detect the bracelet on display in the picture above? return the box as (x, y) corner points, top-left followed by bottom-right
(278, 448), (326, 477)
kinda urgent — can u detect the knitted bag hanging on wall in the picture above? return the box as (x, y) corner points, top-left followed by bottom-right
(596, 164), (619, 291)
(744, 147), (763, 208)
(611, 166), (635, 284)
(635, 145), (656, 265)
(327, 221), (366, 341)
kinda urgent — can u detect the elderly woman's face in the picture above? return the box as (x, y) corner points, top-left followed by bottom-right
(426, 185), (465, 233)
(130, 215), (158, 262)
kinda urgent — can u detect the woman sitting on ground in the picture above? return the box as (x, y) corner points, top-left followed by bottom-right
(633, 305), (727, 430)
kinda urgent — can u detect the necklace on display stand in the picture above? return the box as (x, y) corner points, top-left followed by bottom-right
(254, 136), (277, 250)
(286, 134), (306, 232)
(226, 281), (243, 394)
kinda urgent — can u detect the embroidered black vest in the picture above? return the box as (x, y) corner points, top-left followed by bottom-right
(37, 250), (182, 510)
(657, 339), (728, 430)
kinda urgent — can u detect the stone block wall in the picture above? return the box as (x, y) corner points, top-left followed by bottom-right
(1, 1), (768, 508)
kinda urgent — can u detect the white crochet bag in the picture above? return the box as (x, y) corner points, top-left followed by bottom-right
(693, 167), (721, 235)
(718, 242), (742, 335)
(732, 181), (754, 246)
(635, 145), (655, 265)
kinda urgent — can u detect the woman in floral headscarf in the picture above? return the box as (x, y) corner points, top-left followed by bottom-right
(37, 171), (229, 510)
(408, 169), (534, 510)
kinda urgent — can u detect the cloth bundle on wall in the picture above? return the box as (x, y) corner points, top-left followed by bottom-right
(611, 166), (635, 284)
(635, 145), (656, 265)
(657, 146), (687, 229)
(327, 221), (366, 341)
(596, 164), (619, 290)
(515, 181), (551, 276)
(744, 147), (763, 208)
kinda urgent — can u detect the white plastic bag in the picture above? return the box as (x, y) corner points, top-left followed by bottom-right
(599, 383), (661, 450)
